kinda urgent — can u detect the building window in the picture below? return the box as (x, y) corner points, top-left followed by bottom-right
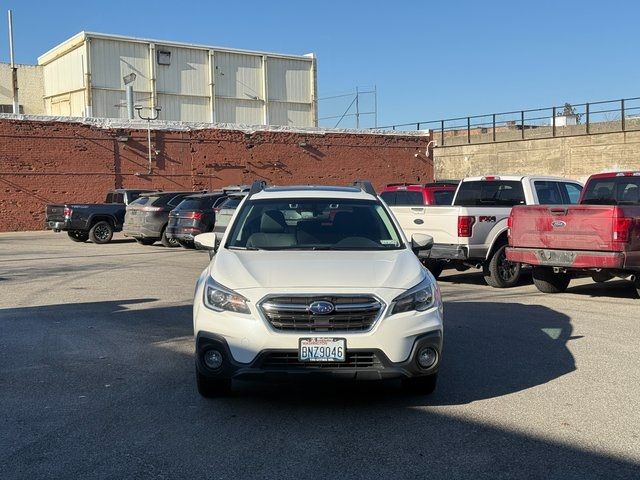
(0, 104), (24, 114)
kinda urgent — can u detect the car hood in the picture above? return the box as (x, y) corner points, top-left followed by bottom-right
(209, 249), (425, 291)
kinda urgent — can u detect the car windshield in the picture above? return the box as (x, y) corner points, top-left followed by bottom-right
(130, 196), (149, 206)
(220, 197), (243, 209)
(454, 180), (525, 206)
(582, 177), (640, 205)
(226, 198), (404, 251)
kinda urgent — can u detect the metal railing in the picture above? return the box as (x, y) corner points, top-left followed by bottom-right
(375, 97), (640, 146)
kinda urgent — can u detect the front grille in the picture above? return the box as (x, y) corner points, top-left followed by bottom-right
(260, 295), (383, 332)
(260, 351), (382, 369)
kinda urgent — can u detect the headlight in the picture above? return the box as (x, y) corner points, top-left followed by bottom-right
(391, 276), (436, 314)
(203, 277), (250, 314)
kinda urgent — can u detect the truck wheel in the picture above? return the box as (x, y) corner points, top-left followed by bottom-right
(402, 373), (438, 395)
(196, 370), (231, 398)
(161, 227), (180, 248)
(89, 221), (114, 244)
(484, 245), (521, 288)
(67, 231), (89, 242)
(421, 259), (444, 279)
(136, 238), (156, 246)
(634, 277), (640, 299)
(532, 267), (571, 293)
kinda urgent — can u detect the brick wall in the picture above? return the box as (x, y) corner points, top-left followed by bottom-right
(0, 118), (432, 231)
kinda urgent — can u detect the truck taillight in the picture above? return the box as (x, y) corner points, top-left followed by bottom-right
(507, 214), (513, 237)
(63, 207), (72, 218)
(613, 217), (634, 243)
(458, 216), (475, 237)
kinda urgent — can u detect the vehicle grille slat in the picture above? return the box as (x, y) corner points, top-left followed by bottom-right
(260, 295), (382, 332)
(261, 351), (382, 369)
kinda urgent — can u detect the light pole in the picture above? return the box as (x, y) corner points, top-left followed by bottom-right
(135, 105), (161, 174)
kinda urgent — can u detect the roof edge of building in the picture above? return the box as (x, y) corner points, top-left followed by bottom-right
(37, 30), (315, 65)
(0, 113), (430, 137)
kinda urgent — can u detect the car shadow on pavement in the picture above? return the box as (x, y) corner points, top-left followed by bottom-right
(2, 299), (638, 479)
(438, 269), (532, 287)
(565, 279), (638, 299)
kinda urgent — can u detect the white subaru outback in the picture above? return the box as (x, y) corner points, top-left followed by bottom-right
(192, 181), (444, 397)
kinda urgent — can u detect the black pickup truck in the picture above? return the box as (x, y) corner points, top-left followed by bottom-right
(45, 189), (155, 244)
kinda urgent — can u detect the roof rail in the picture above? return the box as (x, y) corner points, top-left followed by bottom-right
(248, 180), (267, 197)
(352, 180), (376, 196)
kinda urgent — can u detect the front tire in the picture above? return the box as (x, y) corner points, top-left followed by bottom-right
(484, 245), (521, 288)
(89, 221), (114, 244)
(634, 276), (640, 299)
(402, 373), (438, 395)
(67, 230), (89, 242)
(532, 267), (571, 293)
(196, 370), (231, 398)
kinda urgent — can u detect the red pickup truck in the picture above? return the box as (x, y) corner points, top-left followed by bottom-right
(507, 171), (640, 297)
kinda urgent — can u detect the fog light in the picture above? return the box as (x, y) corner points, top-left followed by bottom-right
(203, 349), (223, 370)
(417, 347), (437, 369)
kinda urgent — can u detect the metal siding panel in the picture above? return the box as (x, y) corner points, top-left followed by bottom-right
(92, 89), (150, 119)
(69, 91), (86, 116)
(156, 93), (209, 122)
(155, 46), (208, 96)
(90, 38), (151, 91)
(214, 52), (263, 100)
(216, 98), (263, 124)
(43, 45), (86, 97)
(266, 58), (311, 103)
(268, 102), (312, 126)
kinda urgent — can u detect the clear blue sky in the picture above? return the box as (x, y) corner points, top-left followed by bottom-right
(2, 0), (638, 128)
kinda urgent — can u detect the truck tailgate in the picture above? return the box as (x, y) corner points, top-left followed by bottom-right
(45, 204), (65, 222)
(509, 205), (621, 251)
(390, 206), (460, 244)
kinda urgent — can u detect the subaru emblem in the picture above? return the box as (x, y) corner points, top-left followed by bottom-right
(551, 220), (567, 228)
(308, 301), (335, 315)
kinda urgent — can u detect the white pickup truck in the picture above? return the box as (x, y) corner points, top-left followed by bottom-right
(389, 175), (583, 287)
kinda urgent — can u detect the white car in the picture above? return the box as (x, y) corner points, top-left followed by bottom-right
(192, 181), (444, 397)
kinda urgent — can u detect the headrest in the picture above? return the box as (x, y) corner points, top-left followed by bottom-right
(261, 210), (287, 233)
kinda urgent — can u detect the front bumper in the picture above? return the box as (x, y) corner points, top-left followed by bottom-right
(196, 331), (442, 381)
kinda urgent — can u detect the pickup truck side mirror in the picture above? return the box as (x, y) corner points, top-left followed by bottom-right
(411, 233), (434, 255)
(194, 232), (218, 259)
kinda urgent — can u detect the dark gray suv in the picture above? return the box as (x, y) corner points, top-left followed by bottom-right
(122, 191), (195, 246)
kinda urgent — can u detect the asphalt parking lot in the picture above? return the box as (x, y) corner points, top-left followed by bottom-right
(1, 231), (639, 479)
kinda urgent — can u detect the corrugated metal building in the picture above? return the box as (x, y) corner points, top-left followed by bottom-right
(37, 32), (318, 126)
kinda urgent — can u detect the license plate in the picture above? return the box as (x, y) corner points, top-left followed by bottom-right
(299, 338), (346, 362)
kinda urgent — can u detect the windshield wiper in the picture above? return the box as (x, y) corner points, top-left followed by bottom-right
(228, 246), (262, 251)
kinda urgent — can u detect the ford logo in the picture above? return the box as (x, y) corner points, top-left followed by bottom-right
(308, 301), (335, 315)
(552, 220), (567, 228)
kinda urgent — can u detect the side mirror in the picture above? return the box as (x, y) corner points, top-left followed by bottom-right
(194, 232), (218, 259)
(411, 233), (434, 255)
